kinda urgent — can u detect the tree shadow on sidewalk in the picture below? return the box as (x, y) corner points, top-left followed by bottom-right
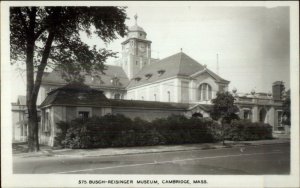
(13, 142), (54, 154)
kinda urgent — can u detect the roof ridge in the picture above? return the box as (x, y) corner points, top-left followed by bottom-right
(177, 52), (204, 76)
(177, 52), (184, 75)
(177, 52), (183, 75)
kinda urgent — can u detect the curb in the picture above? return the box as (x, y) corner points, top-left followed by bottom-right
(14, 139), (290, 159)
(53, 141), (290, 158)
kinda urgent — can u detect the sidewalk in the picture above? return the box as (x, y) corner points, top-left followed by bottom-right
(13, 138), (290, 158)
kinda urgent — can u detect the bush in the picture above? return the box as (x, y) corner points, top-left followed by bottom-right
(54, 115), (273, 149)
(55, 114), (218, 148)
(54, 121), (70, 147)
(225, 120), (273, 141)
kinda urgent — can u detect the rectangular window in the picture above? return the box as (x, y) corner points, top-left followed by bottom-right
(278, 111), (283, 126)
(78, 111), (89, 120)
(44, 111), (50, 132)
(244, 110), (250, 119)
(24, 125), (27, 136)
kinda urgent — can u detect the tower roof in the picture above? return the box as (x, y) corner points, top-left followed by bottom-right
(129, 24), (146, 33)
(129, 13), (145, 33)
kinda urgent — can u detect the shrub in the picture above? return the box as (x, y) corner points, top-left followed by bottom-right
(225, 120), (273, 141)
(54, 121), (70, 147)
(55, 114), (218, 148)
(54, 114), (272, 149)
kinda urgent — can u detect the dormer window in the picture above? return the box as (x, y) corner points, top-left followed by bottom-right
(111, 76), (121, 86)
(145, 73), (152, 79)
(158, 69), (165, 75)
(78, 93), (86, 100)
(134, 77), (141, 81)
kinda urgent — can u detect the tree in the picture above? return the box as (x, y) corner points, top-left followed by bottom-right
(10, 7), (127, 152)
(211, 92), (239, 144)
(282, 89), (291, 126)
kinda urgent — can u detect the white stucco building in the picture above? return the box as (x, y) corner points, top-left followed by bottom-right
(38, 15), (229, 107)
(11, 16), (288, 145)
(31, 15), (287, 146)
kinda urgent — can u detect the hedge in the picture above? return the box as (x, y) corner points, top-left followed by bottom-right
(224, 120), (273, 141)
(55, 114), (217, 148)
(55, 115), (273, 149)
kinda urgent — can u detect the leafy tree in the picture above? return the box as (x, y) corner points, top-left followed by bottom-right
(211, 92), (239, 123)
(211, 91), (239, 144)
(282, 89), (291, 125)
(10, 7), (127, 152)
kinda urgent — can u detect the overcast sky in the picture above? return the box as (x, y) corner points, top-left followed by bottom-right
(11, 5), (291, 101)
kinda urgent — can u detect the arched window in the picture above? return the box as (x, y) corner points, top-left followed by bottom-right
(259, 108), (267, 123)
(192, 112), (203, 118)
(198, 83), (212, 101)
(167, 91), (171, 102)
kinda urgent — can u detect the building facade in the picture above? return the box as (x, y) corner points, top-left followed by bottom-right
(13, 15), (287, 145)
(39, 83), (188, 146)
(233, 81), (287, 133)
(11, 96), (28, 142)
(38, 15), (229, 106)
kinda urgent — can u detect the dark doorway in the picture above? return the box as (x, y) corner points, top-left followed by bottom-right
(259, 108), (267, 123)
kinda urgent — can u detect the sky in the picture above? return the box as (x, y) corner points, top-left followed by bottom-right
(11, 5), (291, 102)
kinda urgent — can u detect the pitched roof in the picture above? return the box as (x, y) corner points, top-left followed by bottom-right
(40, 82), (111, 108)
(188, 103), (213, 112)
(42, 65), (129, 89)
(40, 83), (189, 110)
(127, 52), (228, 88)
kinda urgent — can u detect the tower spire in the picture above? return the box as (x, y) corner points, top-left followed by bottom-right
(134, 14), (138, 25)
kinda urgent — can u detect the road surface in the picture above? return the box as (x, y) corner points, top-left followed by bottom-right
(13, 143), (290, 174)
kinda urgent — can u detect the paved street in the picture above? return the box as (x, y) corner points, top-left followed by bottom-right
(13, 143), (290, 174)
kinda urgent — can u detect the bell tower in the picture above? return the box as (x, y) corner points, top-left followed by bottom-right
(121, 14), (152, 79)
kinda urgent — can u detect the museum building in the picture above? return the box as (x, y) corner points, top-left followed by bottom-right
(11, 16), (287, 146)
